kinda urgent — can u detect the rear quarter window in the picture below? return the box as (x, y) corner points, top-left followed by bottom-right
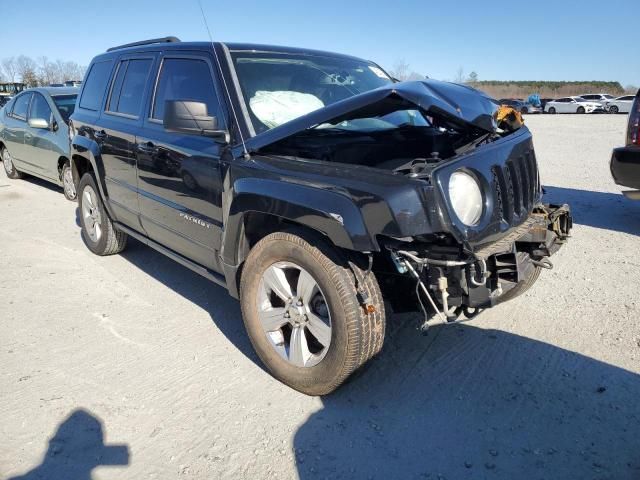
(79, 60), (113, 111)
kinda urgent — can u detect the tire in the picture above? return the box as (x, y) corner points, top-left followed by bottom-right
(2, 146), (24, 179)
(609, 105), (619, 114)
(61, 162), (77, 201)
(78, 172), (127, 256)
(497, 266), (542, 304)
(240, 230), (385, 395)
(577, 106), (585, 114)
(548, 107), (556, 114)
(521, 107), (528, 114)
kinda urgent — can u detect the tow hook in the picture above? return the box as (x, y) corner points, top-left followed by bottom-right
(532, 258), (553, 270)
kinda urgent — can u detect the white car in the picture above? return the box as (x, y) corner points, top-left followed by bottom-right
(544, 96), (605, 114)
(605, 95), (635, 114)
(580, 93), (616, 107)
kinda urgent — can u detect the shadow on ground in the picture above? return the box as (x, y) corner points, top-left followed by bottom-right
(544, 185), (640, 236)
(8, 409), (129, 480)
(293, 320), (640, 479)
(119, 238), (261, 368)
(115, 230), (639, 479)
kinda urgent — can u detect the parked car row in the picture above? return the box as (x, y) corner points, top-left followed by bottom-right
(0, 37), (574, 395)
(500, 93), (634, 115)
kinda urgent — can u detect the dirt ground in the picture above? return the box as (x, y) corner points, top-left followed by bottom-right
(1, 114), (639, 480)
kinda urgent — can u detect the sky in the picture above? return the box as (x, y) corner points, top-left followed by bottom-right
(2, 0), (637, 86)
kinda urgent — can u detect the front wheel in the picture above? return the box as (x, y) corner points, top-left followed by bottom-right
(548, 107), (556, 114)
(240, 230), (385, 395)
(2, 146), (24, 179)
(577, 106), (585, 114)
(498, 266), (542, 304)
(609, 105), (619, 114)
(78, 173), (128, 256)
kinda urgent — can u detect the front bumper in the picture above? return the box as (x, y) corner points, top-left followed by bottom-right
(393, 203), (572, 313)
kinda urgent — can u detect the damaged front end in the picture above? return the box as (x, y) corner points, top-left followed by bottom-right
(384, 203), (571, 327)
(238, 74), (572, 325)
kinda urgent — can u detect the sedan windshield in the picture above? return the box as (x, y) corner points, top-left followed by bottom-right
(230, 51), (393, 134)
(52, 94), (77, 123)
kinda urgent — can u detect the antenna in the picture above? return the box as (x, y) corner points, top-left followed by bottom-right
(197, 0), (250, 159)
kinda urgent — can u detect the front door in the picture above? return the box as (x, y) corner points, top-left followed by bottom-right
(23, 92), (58, 181)
(136, 54), (227, 272)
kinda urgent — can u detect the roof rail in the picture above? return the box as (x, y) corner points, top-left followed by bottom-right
(107, 36), (181, 52)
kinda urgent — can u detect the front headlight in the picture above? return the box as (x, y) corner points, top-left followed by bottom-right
(448, 170), (483, 226)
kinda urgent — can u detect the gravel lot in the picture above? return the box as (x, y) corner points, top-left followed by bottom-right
(1, 114), (639, 480)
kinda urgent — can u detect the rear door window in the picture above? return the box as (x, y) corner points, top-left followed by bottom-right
(11, 93), (32, 120)
(107, 58), (153, 117)
(151, 57), (223, 123)
(79, 60), (113, 111)
(29, 93), (52, 122)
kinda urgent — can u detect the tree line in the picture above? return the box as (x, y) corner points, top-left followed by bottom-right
(0, 56), (86, 87)
(387, 60), (636, 98)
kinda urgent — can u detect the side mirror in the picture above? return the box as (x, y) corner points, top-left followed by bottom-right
(28, 117), (50, 129)
(163, 100), (229, 143)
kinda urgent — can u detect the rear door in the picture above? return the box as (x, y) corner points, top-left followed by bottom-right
(98, 54), (156, 228)
(4, 92), (32, 165)
(23, 92), (58, 180)
(136, 53), (227, 272)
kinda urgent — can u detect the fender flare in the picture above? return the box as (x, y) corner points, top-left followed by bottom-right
(70, 135), (114, 218)
(221, 178), (377, 266)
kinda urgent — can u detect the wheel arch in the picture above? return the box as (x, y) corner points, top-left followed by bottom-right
(57, 155), (70, 179)
(220, 180), (377, 298)
(70, 135), (114, 217)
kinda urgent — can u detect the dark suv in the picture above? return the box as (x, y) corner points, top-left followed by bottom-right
(70, 37), (571, 395)
(610, 89), (640, 199)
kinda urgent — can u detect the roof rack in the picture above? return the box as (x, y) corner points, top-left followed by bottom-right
(107, 36), (181, 52)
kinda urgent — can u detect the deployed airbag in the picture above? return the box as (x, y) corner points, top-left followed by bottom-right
(250, 91), (324, 129)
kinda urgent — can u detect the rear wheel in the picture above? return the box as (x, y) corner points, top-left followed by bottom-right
(240, 230), (385, 395)
(2, 146), (24, 179)
(609, 105), (619, 114)
(78, 173), (128, 256)
(577, 106), (585, 114)
(548, 107), (556, 114)
(61, 162), (77, 201)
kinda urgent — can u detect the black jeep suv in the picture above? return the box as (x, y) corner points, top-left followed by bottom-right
(70, 37), (571, 395)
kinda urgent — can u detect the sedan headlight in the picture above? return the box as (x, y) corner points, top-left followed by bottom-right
(448, 171), (483, 226)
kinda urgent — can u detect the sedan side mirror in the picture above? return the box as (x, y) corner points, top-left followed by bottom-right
(163, 100), (229, 143)
(28, 117), (50, 129)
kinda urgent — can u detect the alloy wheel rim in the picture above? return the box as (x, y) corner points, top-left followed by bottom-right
(81, 185), (102, 242)
(3, 149), (14, 174)
(257, 261), (332, 368)
(63, 168), (76, 199)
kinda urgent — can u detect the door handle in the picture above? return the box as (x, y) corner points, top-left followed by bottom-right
(94, 130), (107, 141)
(137, 142), (158, 154)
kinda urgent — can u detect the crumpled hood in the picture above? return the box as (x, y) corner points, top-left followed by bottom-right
(245, 79), (499, 152)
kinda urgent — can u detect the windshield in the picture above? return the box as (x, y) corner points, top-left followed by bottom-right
(52, 94), (77, 123)
(604, 94), (615, 99)
(230, 51), (393, 134)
